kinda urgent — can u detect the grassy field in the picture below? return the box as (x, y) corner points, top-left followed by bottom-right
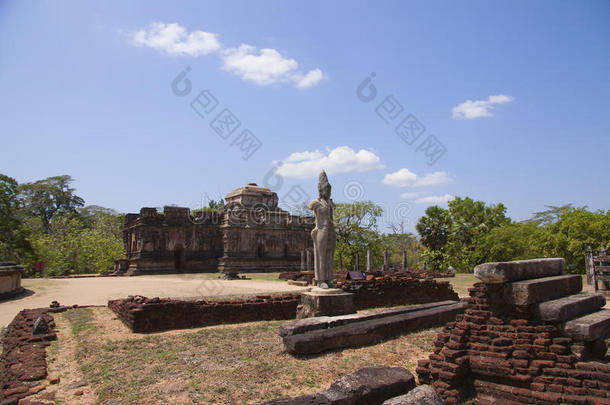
(49, 307), (442, 405)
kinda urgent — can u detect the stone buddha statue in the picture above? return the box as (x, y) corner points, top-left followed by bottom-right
(308, 171), (336, 288)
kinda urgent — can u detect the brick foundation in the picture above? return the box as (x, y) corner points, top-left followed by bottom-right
(416, 282), (610, 404)
(108, 294), (300, 333)
(0, 309), (56, 405)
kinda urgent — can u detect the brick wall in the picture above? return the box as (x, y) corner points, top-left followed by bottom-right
(416, 282), (610, 404)
(108, 294), (300, 333)
(337, 274), (459, 310)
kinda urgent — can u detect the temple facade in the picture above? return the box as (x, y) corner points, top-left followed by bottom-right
(115, 183), (314, 275)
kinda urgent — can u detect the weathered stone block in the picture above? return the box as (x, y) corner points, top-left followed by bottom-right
(280, 300), (459, 337)
(564, 309), (610, 342)
(474, 258), (565, 284)
(295, 289), (356, 319)
(260, 367), (415, 405)
(284, 303), (465, 354)
(537, 293), (606, 322)
(381, 384), (443, 405)
(505, 274), (582, 306)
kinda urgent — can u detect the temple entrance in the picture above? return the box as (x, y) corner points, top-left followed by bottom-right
(174, 244), (185, 270)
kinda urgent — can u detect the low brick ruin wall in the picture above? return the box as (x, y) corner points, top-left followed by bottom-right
(417, 258), (610, 405)
(108, 294), (300, 333)
(1, 309), (57, 405)
(337, 274), (459, 310)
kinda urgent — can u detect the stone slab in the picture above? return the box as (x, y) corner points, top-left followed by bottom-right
(537, 293), (606, 322)
(474, 258), (565, 284)
(381, 385), (443, 405)
(283, 302), (465, 354)
(259, 366), (415, 405)
(505, 274), (582, 306)
(564, 309), (610, 342)
(279, 300), (460, 337)
(296, 291), (356, 319)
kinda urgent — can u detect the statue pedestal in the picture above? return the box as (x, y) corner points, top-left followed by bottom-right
(296, 288), (356, 319)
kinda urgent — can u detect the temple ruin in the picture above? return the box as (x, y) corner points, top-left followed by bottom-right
(115, 183), (314, 275)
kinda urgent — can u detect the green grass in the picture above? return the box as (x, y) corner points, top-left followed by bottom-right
(63, 307), (96, 336)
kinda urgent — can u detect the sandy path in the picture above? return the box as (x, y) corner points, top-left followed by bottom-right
(0, 275), (307, 326)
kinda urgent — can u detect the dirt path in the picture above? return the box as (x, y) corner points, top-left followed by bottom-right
(0, 275), (307, 326)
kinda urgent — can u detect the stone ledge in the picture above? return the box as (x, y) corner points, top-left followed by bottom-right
(564, 309), (610, 342)
(283, 302), (465, 355)
(537, 293), (606, 322)
(474, 258), (565, 284)
(505, 274), (582, 306)
(280, 300), (460, 337)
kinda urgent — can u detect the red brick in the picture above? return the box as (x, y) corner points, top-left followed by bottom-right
(555, 362), (574, 369)
(538, 352), (558, 361)
(511, 359), (529, 368)
(584, 380), (598, 388)
(553, 337), (572, 345)
(531, 359), (555, 368)
(492, 337), (512, 346)
(549, 344), (568, 354)
(514, 350), (531, 359)
(548, 384), (563, 393)
(534, 338), (552, 346)
(530, 383), (545, 392)
(510, 319), (529, 326)
(565, 386), (587, 396)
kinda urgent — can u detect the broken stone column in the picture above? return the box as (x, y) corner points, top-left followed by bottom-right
(367, 248), (372, 272)
(383, 249), (389, 272)
(402, 250), (407, 270)
(306, 249), (312, 271)
(300, 250), (305, 271)
(354, 253), (359, 271)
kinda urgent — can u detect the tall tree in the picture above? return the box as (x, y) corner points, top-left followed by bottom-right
(334, 201), (383, 270)
(0, 174), (32, 261)
(18, 175), (84, 232)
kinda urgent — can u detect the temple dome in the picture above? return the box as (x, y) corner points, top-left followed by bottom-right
(225, 183), (279, 210)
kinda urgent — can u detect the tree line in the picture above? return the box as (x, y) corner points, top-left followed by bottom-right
(0, 174), (123, 276)
(1, 173), (607, 275)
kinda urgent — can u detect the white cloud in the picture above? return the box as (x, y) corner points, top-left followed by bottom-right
(415, 194), (455, 204)
(222, 45), (324, 88)
(400, 192), (420, 200)
(294, 68), (325, 89)
(382, 169), (452, 187)
(274, 146), (383, 179)
(128, 22), (324, 89)
(451, 94), (514, 119)
(131, 22), (221, 56)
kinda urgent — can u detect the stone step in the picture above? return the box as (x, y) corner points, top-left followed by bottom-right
(505, 274), (582, 306)
(564, 309), (610, 342)
(282, 302), (465, 355)
(474, 258), (565, 284)
(537, 293), (606, 322)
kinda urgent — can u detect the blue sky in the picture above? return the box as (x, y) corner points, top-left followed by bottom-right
(1, 0), (609, 233)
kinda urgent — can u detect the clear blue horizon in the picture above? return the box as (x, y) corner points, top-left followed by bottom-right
(1, 0), (609, 232)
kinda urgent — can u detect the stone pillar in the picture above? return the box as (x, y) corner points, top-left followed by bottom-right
(585, 246), (594, 286)
(354, 253), (359, 271)
(300, 250), (305, 271)
(383, 249), (389, 272)
(402, 250), (407, 270)
(366, 248), (372, 272)
(306, 249), (312, 271)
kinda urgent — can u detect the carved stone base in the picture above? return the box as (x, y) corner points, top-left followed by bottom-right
(296, 288), (356, 319)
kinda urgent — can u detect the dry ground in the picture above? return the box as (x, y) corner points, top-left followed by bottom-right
(38, 306), (442, 405)
(0, 273), (308, 327)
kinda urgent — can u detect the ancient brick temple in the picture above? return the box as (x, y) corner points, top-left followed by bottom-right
(116, 183), (314, 275)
